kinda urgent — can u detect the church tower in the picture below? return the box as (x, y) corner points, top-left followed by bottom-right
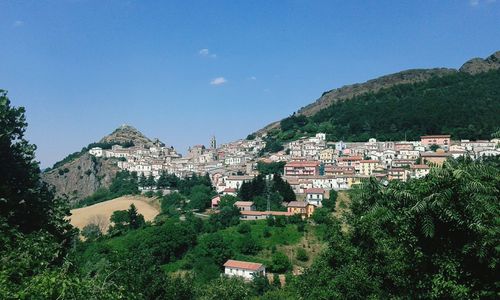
(210, 135), (217, 150)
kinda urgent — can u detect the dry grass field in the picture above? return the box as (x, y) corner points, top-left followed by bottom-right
(69, 195), (160, 232)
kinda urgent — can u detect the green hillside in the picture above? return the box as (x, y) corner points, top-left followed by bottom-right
(268, 70), (500, 145)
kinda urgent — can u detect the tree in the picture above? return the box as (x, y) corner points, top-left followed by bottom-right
(311, 207), (331, 224)
(139, 173), (147, 188)
(270, 252), (292, 273)
(237, 234), (262, 255)
(296, 248), (309, 262)
(197, 276), (251, 300)
(128, 204), (145, 229)
(429, 144), (440, 152)
(146, 174), (156, 188)
(323, 189), (338, 211)
(81, 223), (102, 241)
(0, 91), (77, 297)
(0, 90), (74, 240)
(296, 158), (500, 298)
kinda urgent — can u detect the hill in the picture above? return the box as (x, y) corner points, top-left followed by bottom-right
(42, 125), (160, 205)
(254, 50), (500, 138)
(69, 195), (159, 232)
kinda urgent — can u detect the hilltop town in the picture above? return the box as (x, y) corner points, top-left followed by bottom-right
(88, 131), (500, 216)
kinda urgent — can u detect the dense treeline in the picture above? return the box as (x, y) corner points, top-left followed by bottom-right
(294, 157), (500, 299)
(238, 174), (296, 210)
(271, 70), (500, 144)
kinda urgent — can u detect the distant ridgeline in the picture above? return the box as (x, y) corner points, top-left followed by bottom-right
(266, 69), (500, 147)
(45, 140), (134, 172)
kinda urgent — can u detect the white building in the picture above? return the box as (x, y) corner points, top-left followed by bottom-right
(223, 260), (266, 280)
(89, 147), (103, 157)
(305, 188), (325, 206)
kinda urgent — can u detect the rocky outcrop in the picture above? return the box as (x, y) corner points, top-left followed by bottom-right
(42, 124), (159, 206)
(459, 51), (500, 75)
(99, 124), (155, 147)
(43, 153), (120, 206)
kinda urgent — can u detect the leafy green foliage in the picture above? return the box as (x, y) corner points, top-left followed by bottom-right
(270, 252), (292, 273)
(238, 174), (295, 210)
(108, 204), (146, 236)
(296, 157), (500, 298)
(257, 161), (286, 175)
(296, 247), (309, 262)
(0, 91), (78, 298)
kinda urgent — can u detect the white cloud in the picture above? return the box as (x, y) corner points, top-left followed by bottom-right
(12, 20), (24, 27)
(249, 76), (257, 80)
(199, 48), (217, 58)
(210, 77), (227, 85)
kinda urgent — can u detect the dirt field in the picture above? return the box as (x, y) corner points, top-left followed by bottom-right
(69, 195), (160, 232)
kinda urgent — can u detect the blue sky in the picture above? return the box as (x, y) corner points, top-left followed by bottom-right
(1, 0), (499, 167)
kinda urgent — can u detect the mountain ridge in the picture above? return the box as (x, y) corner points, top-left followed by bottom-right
(254, 51), (500, 136)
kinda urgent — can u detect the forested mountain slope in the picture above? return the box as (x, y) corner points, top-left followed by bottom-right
(265, 68), (500, 146)
(255, 50), (500, 139)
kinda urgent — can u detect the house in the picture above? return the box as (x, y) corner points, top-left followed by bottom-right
(222, 188), (237, 196)
(211, 196), (221, 209)
(89, 147), (103, 157)
(410, 164), (430, 179)
(287, 201), (316, 218)
(234, 201), (255, 211)
(240, 210), (293, 220)
(223, 260), (266, 280)
(324, 165), (355, 176)
(305, 188), (325, 206)
(357, 160), (380, 176)
(284, 161), (320, 177)
(337, 156), (362, 167)
(420, 152), (451, 166)
(319, 148), (336, 162)
(388, 168), (409, 182)
(225, 175), (254, 189)
(420, 135), (451, 150)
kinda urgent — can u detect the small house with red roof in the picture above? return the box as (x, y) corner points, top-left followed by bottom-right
(224, 259), (266, 280)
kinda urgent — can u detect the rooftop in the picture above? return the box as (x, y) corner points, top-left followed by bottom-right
(305, 188), (325, 194)
(287, 201), (309, 208)
(223, 260), (264, 271)
(234, 201), (254, 206)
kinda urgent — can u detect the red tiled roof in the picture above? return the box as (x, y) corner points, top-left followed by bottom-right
(287, 201), (309, 208)
(420, 152), (451, 157)
(337, 156), (363, 161)
(224, 188), (237, 192)
(285, 161), (320, 167)
(223, 260), (264, 271)
(360, 160), (379, 163)
(240, 211), (293, 216)
(420, 135), (451, 139)
(305, 188), (325, 194)
(411, 164), (430, 169)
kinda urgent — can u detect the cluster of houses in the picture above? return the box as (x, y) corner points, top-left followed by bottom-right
(89, 133), (499, 218)
(88, 135), (266, 179)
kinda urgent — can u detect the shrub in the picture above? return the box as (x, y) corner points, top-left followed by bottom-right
(296, 248), (309, 262)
